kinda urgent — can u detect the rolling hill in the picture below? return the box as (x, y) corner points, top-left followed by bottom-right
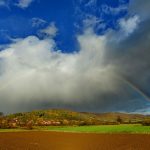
(2, 109), (149, 127)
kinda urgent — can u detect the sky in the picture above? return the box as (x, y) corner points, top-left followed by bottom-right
(0, 0), (150, 114)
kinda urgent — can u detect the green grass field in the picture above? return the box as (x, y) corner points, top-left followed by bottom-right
(1, 124), (150, 133)
(36, 124), (150, 134)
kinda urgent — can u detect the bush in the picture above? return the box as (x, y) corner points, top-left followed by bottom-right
(142, 119), (150, 126)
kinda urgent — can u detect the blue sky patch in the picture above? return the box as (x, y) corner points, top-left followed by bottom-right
(0, 0), (129, 52)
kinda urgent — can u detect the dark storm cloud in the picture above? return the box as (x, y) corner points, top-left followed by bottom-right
(102, 0), (150, 112)
(129, 0), (150, 19)
(105, 1), (150, 98)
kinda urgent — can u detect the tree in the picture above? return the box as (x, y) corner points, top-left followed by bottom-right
(142, 119), (150, 126)
(26, 120), (34, 130)
(117, 116), (123, 124)
(0, 112), (3, 117)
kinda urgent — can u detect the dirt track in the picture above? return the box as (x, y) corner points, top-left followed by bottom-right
(0, 132), (150, 150)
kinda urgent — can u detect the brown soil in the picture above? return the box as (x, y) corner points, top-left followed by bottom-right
(0, 132), (150, 150)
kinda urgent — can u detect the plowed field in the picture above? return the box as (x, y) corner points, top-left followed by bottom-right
(0, 132), (150, 150)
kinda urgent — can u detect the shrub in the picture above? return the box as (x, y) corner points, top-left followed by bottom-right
(142, 119), (150, 126)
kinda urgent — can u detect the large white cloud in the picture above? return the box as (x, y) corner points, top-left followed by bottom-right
(0, 26), (119, 113)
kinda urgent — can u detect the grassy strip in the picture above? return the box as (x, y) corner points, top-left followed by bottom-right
(36, 124), (150, 134)
(1, 124), (150, 133)
(0, 129), (28, 132)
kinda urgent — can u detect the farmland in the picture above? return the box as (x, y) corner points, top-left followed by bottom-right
(0, 131), (150, 150)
